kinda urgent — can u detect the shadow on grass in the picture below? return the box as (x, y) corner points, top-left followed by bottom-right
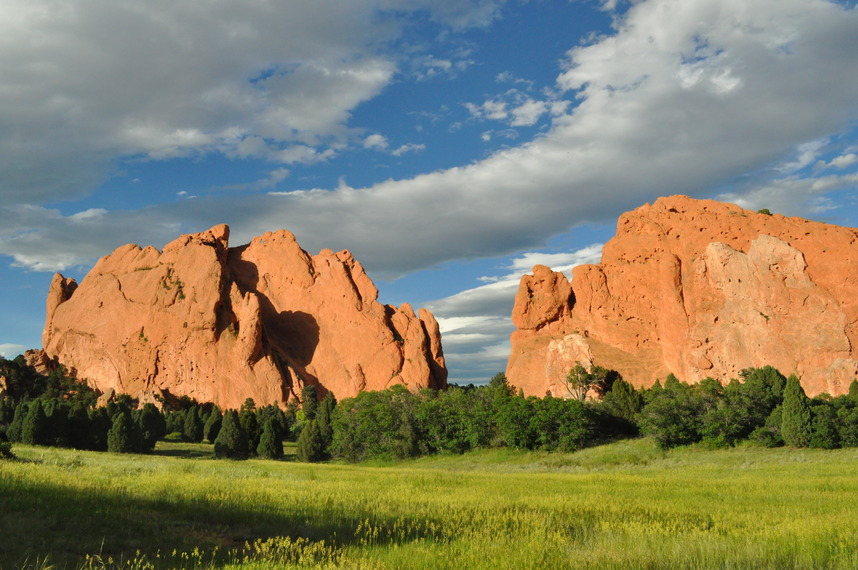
(0, 461), (444, 569)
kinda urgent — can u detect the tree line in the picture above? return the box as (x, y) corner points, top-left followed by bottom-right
(3, 354), (858, 463)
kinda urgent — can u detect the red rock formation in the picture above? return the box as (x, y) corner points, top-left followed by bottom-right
(41, 225), (446, 409)
(506, 196), (858, 397)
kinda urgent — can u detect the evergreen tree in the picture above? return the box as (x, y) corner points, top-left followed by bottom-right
(296, 419), (325, 462)
(214, 410), (249, 459)
(183, 405), (204, 443)
(256, 417), (284, 459)
(87, 407), (112, 451)
(809, 403), (839, 449)
(239, 406), (260, 452)
(601, 379), (644, 424)
(316, 392), (337, 453)
(67, 402), (92, 450)
(781, 375), (812, 447)
(301, 385), (319, 420)
(45, 400), (70, 447)
(749, 406), (784, 447)
(107, 410), (140, 453)
(138, 403), (167, 451)
(21, 400), (49, 446)
(6, 401), (27, 443)
(204, 407), (223, 443)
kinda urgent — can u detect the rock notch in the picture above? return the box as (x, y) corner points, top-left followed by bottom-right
(41, 225), (446, 408)
(506, 196), (858, 397)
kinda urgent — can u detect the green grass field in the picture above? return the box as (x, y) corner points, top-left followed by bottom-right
(2, 439), (857, 569)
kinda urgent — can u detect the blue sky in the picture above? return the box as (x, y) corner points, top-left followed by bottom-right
(2, 0), (858, 384)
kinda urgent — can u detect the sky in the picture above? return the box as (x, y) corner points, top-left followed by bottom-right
(2, 0), (858, 384)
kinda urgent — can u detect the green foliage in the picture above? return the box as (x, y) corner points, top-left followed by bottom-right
(809, 403), (839, 449)
(301, 385), (319, 420)
(107, 410), (141, 454)
(601, 378), (644, 426)
(6, 400), (27, 443)
(495, 393), (538, 450)
(21, 400), (50, 446)
(203, 407), (223, 443)
(0, 440), (13, 459)
(183, 405), (204, 443)
(315, 392), (337, 454)
(87, 407), (112, 451)
(256, 417), (284, 459)
(757, 208), (772, 215)
(749, 406), (785, 447)
(296, 419), (325, 462)
(331, 387), (418, 461)
(239, 404), (260, 451)
(781, 375), (812, 447)
(214, 410), (250, 460)
(138, 403), (167, 451)
(531, 396), (593, 452)
(564, 361), (609, 401)
(637, 378), (705, 449)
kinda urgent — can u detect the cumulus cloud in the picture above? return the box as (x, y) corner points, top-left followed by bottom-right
(0, 0), (500, 206)
(3, 0), (858, 282)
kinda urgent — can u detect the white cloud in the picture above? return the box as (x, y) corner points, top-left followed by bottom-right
(392, 143), (426, 156)
(3, 0), (858, 283)
(0, 0), (499, 206)
(823, 152), (858, 170)
(364, 134), (389, 150)
(0, 344), (26, 359)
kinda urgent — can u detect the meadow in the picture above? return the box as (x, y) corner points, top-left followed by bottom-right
(2, 439), (858, 569)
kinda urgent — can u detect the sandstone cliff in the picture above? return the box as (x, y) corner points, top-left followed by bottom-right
(506, 196), (858, 397)
(41, 225), (446, 409)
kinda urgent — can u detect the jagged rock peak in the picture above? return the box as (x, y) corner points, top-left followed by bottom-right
(506, 195), (858, 397)
(42, 225), (446, 409)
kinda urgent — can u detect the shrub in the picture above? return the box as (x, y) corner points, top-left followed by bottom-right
(214, 410), (250, 460)
(257, 417), (284, 460)
(21, 400), (50, 446)
(204, 408), (223, 443)
(0, 440), (13, 460)
(296, 419), (325, 462)
(107, 410), (141, 454)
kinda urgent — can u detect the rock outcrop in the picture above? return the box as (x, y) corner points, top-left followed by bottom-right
(41, 225), (446, 409)
(506, 196), (858, 397)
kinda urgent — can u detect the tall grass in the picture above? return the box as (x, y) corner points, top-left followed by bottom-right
(2, 440), (858, 568)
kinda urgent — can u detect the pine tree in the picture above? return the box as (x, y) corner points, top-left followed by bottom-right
(67, 403), (92, 450)
(204, 408), (223, 443)
(781, 375), (812, 447)
(183, 406), (204, 443)
(214, 410), (249, 459)
(296, 419), (325, 462)
(87, 407), (112, 451)
(107, 410), (140, 453)
(301, 385), (319, 420)
(6, 401), (27, 443)
(138, 403), (167, 451)
(239, 407), (260, 452)
(21, 400), (49, 446)
(256, 417), (284, 459)
(316, 392), (337, 454)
